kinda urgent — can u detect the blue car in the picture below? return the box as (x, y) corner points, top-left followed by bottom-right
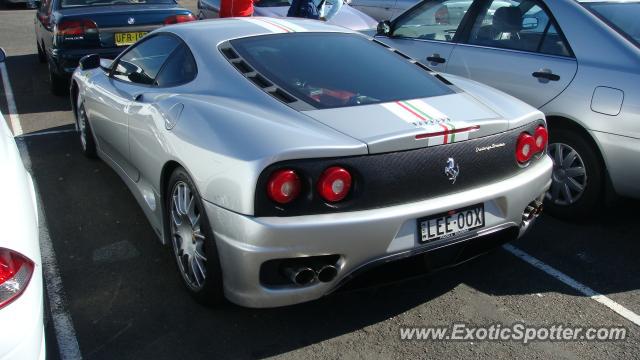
(34, 0), (195, 95)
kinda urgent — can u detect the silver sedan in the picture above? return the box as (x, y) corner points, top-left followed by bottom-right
(375, 0), (640, 220)
(71, 18), (551, 307)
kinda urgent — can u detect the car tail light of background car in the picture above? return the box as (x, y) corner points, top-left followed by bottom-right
(317, 166), (352, 203)
(516, 125), (548, 164)
(164, 14), (196, 25)
(0, 248), (34, 309)
(56, 19), (98, 37)
(267, 169), (302, 204)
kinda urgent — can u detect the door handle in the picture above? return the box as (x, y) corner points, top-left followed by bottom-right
(132, 93), (144, 102)
(532, 71), (560, 81)
(427, 54), (446, 64)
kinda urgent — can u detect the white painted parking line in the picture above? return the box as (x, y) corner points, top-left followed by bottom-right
(0, 61), (23, 136)
(504, 244), (640, 327)
(16, 139), (83, 360)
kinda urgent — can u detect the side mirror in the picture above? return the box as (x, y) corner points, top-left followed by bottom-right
(377, 20), (391, 36)
(79, 54), (100, 70)
(0, 48), (5, 63)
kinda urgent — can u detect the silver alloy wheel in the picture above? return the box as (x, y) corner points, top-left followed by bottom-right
(546, 142), (588, 206)
(77, 105), (87, 151)
(170, 181), (208, 291)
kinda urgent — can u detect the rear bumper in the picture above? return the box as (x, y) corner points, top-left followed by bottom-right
(205, 156), (553, 308)
(49, 47), (124, 76)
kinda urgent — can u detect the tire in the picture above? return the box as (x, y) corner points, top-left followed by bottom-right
(167, 167), (225, 306)
(76, 101), (97, 158)
(544, 126), (604, 221)
(48, 63), (68, 96)
(36, 42), (46, 64)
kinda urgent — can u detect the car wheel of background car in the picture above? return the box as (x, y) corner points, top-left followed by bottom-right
(48, 63), (68, 96)
(76, 102), (97, 158)
(167, 167), (225, 306)
(36, 42), (46, 64)
(545, 127), (604, 221)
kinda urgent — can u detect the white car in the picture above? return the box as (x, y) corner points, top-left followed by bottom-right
(0, 49), (46, 360)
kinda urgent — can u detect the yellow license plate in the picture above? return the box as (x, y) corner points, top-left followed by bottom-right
(114, 32), (147, 46)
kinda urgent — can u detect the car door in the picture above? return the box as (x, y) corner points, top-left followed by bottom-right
(375, 0), (477, 71)
(351, 0), (398, 21)
(127, 42), (198, 190)
(88, 34), (181, 181)
(446, 0), (577, 108)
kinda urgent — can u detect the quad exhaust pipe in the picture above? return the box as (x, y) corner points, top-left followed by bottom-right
(283, 267), (316, 286)
(317, 265), (338, 283)
(523, 200), (544, 222)
(282, 264), (339, 286)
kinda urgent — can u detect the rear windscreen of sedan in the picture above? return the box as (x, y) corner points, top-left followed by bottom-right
(582, 2), (640, 47)
(61, 0), (174, 8)
(229, 33), (454, 109)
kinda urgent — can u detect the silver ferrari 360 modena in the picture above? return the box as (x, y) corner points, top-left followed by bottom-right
(70, 18), (552, 308)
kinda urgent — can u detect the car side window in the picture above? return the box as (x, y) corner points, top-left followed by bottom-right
(154, 44), (197, 87)
(391, 0), (474, 42)
(467, 0), (571, 56)
(112, 35), (181, 85)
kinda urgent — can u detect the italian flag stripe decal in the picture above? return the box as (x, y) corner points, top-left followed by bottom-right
(242, 18), (305, 33)
(259, 18), (295, 33)
(399, 101), (435, 122)
(381, 99), (479, 147)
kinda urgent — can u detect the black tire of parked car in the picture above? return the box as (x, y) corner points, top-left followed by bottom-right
(167, 167), (225, 307)
(544, 126), (604, 221)
(37, 41), (46, 63)
(48, 63), (68, 96)
(76, 103), (97, 158)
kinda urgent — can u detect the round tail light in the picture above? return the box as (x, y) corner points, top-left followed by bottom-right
(267, 169), (301, 204)
(317, 166), (352, 202)
(516, 133), (536, 164)
(533, 126), (548, 153)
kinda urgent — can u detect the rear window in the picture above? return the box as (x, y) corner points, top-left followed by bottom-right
(582, 1), (640, 47)
(228, 33), (454, 109)
(60, 0), (175, 8)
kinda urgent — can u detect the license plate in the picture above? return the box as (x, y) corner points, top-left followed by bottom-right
(418, 204), (485, 243)
(114, 32), (147, 46)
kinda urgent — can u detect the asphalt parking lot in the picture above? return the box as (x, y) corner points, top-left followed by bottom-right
(1, 3), (639, 359)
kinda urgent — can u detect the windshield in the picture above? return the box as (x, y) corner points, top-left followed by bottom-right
(60, 0), (174, 8)
(229, 33), (453, 109)
(582, 1), (640, 47)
